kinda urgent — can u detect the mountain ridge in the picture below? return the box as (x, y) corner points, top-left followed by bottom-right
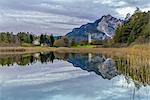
(66, 14), (123, 42)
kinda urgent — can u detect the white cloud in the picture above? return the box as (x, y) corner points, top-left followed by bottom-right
(101, 0), (113, 4)
(93, 0), (113, 4)
(111, 1), (127, 7)
(115, 7), (136, 18)
(141, 6), (150, 12)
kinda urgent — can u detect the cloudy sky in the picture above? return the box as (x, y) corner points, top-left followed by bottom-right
(0, 0), (150, 35)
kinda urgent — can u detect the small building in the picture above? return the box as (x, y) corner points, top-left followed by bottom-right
(33, 39), (40, 45)
(88, 33), (92, 44)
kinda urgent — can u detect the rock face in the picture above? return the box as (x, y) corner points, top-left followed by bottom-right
(67, 54), (119, 80)
(66, 15), (123, 42)
(98, 58), (118, 80)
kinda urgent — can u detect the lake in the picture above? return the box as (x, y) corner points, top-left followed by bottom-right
(0, 52), (149, 100)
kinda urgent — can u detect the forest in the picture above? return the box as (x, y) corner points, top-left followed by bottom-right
(113, 9), (150, 45)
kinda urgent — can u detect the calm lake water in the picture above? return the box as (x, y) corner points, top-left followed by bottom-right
(0, 52), (149, 100)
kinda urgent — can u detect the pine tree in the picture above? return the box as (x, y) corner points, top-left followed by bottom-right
(50, 34), (54, 47)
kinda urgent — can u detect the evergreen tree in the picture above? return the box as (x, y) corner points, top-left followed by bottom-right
(40, 34), (44, 44)
(50, 34), (54, 47)
(71, 39), (77, 46)
(30, 34), (34, 43)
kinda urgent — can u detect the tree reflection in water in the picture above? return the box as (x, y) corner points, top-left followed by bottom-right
(0, 52), (149, 87)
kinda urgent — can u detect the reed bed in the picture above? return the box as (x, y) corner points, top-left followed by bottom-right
(0, 46), (149, 58)
(0, 47), (57, 54)
(114, 55), (150, 86)
(56, 47), (149, 58)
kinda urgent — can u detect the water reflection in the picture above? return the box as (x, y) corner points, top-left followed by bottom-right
(0, 52), (55, 66)
(0, 52), (149, 87)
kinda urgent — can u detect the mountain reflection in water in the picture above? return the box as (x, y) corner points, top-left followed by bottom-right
(0, 52), (149, 87)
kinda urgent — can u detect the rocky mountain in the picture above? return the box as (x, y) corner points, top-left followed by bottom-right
(66, 15), (123, 41)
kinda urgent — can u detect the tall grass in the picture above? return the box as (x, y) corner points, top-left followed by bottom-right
(0, 44), (149, 58)
(114, 54), (150, 86)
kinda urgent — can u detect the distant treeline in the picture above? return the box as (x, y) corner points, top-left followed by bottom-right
(0, 32), (20, 46)
(0, 32), (58, 47)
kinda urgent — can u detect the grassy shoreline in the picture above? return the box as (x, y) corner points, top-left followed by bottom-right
(0, 45), (149, 57)
(0, 47), (57, 54)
